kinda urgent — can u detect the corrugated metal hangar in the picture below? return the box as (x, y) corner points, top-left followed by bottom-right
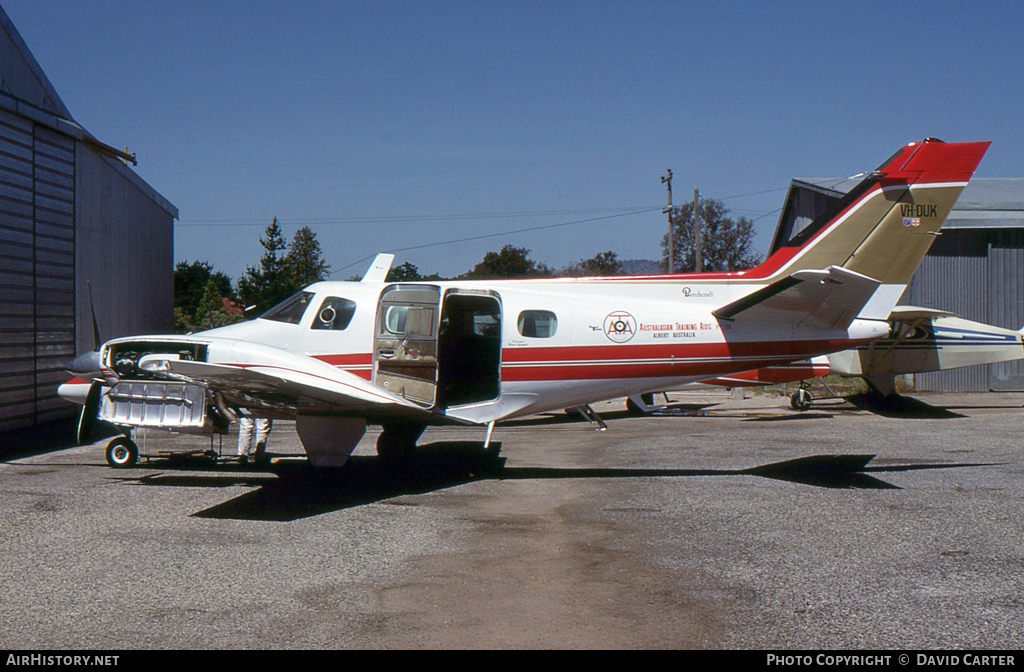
(773, 176), (1024, 392)
(0, 8), (177, 435)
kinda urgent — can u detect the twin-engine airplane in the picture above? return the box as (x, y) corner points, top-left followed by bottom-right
(827, 310), (1024, 396)
(60, 139), (990, 467)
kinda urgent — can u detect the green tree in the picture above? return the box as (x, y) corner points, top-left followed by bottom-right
(287, 225), (331, 287)
(662, 198), (761, 273)
(237, 220), (331, 312)
(174, 260), (233, 320)
(173, 260), (236, 333)
(237, 219), (290, 311)
(562, 250), (622, 277)
(386, 261), (443, 282)
(174, 276), (245, 333)
(192, 278), (245, 331)
(461, 245), (553, 279)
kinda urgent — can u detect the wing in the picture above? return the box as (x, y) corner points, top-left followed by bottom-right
(712, 265), (880, 331)
(135, 340), (438, 424)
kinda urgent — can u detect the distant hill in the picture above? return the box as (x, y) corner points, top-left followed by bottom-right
(618, 259), (663, 276)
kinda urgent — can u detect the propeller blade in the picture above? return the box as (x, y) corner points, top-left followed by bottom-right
(65, 282), (103, 376)
(76, 381), (102, 445)
(87, 281), (101, 351)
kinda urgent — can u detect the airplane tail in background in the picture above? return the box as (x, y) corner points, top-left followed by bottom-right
(827, 311), (1024, 395)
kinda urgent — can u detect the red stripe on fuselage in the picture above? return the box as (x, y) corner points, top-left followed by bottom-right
(500, 339), (866, 381)
(310, 340), (859, 384)
(312, 353), (374, 380)
(312, 353), (373, 366)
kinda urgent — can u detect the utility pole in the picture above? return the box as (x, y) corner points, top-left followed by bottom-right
(693, 188), (702, 273)
(661, 169), (673, 274)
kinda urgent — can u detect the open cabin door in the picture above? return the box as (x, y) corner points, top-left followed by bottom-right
(373, 286), (502, 411)
(436, 290), (501, 408)
(373, 286), (441, 406)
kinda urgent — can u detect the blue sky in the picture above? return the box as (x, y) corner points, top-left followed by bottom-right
(4, 1), (1022, 281)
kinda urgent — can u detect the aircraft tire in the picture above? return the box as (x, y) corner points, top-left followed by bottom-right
(376, 423), (425, 460)
(105, 437), (138, 468)
(790, 390), (812, 412)
(626, 393), (655, 416)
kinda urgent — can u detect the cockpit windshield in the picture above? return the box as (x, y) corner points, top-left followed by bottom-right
(260, 291), (314, 324)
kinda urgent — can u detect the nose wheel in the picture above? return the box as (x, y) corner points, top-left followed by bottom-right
(105, 436), (139, 468)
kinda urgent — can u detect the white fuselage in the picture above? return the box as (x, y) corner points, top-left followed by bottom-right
(187, 276), (886, 424)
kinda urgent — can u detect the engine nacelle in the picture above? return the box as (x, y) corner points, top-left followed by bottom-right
(97, 380), (224, 434)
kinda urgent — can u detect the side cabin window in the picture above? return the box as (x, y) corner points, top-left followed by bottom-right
(517, 310), (557, 338)
(311, 297), (357, 331)
(261, 291), (314, 325)
(384, 305), (435, 337)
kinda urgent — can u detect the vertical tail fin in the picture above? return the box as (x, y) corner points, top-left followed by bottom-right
(361, 253), (395, 282)
(757, 139), (990, 286)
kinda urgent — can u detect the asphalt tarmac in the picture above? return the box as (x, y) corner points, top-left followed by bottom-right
(1, 391), (1022, 650)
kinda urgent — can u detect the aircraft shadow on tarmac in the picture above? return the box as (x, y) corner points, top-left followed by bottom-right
(739, 394), (965, 421)
(842, 393), (966, 419)
(109, 443), (992, 522)
(508, 395), (967, 427)
(502, 403), (716, 427)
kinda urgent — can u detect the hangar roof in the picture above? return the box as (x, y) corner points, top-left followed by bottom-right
(0, 6), (177, 219)
(770, 177), (1024, 255)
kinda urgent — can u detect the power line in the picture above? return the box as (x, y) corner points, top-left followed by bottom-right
(161, 169), (665, 191)
(718, 186), (790, 201)
(176, 182), (791, 276)
(177, 184), (792, 229)
(177, 205), (662, 227)
(177, 187), (792, 228)
(331, 206), (664, 275)
(750, 207), (784, 223)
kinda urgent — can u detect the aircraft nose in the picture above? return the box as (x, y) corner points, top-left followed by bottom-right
(66, 350), (101, 376)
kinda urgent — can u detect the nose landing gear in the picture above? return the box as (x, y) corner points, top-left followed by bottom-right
(105, 436), (139, 468)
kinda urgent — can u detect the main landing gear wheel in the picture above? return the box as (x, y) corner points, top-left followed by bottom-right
(626, 393), (655, 416)
(376, 423), (425, 460)
(105, 436), (139, 468)
(790, 388), (813, 412)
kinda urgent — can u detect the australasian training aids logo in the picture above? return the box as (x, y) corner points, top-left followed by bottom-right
(603, 311), (636, 343)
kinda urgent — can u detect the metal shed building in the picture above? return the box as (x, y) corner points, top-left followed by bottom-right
(772, 176), (1024, 392)
(0, 8), (177, 435)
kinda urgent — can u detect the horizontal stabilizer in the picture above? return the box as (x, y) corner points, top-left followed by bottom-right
(887, 305), (957, 322)
(713, 266), (879, 331)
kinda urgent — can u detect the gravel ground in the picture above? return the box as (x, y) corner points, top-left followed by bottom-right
(1, 390), (1021, 649)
